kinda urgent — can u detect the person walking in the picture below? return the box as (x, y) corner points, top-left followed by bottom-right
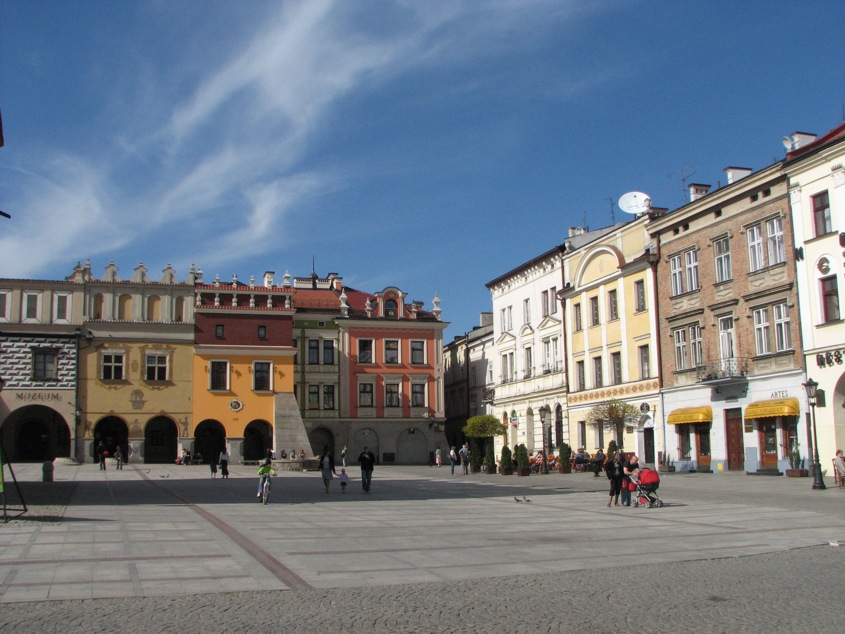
(435, 447), (442, 467)
(449, 446), (458, 475)
(358, 446), (376, 493)
(209, 456), (218, 478)
(606, 452), (624, 507)
(458, 443), (470, 475)
(341, 445), (347, 468)
(319, 445), (337, 493)
(114, 446), (123, 470)
(339, 468), (349, 493)
(97, 441), (106, 471)
(218, 448), (230, 479)
(621, 454), (640, 507)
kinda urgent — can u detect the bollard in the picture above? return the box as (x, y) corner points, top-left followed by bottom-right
(42, 460), (54, 482)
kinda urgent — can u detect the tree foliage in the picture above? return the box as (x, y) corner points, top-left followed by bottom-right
(585, 399), (640, 449)
(463, 415), (506, 438)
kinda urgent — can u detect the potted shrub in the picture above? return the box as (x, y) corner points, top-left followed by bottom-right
(485, 440), (497, 474)
(516, 444), (531, 476)
(463, 415), (507, 474)
(500, 446), (514, 475)
(785, 441), (808, 477)
(558, 441), (572, 473)
(470, 438), (483, 473)
(658, 452), (675, 473)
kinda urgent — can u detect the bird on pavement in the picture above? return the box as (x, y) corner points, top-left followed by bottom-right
(523, 496), (532, 503)
(514, 496), (522, 503)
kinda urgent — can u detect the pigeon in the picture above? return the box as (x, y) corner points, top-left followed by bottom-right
(159, 474), (169, 478)
(523, 496), (532, 503)
(514, 496), (522, 503)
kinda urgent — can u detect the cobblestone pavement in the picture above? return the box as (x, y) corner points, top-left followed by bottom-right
(0, 462), (844, 632)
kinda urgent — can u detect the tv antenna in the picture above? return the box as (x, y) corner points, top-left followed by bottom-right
(666, 164), (697, 204)
(607, 197), (616, 224)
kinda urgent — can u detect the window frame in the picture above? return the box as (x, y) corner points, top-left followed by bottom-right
(821, 276), (841, 323)
(747, 223), (764, 272)
(685, 249), (699, 292)
(766, 217), (785, 266)
(145, 352), (169, 382)
(307, 339), (320, 365)
(592, 356), (603, 388)
(714, 236), (732, 283)
(32, 348), (59, 381)
(753, 307), (771, 356)
(0, 290), (10, 323)
(670, 254), (684, 296)
(575, 360), (585, 391)
(209, 360), (229, 391)
(308, 384), (320, 410)
(385, 382), (401, 408)
(608, 289), (618, 321)
(573, 302), (582, 331)
(774, 302), (792, 352)
(358, 339), (374, 364)
(53, 292), (71, 324)
(253, 360), (272, 391)
(102, 351), (126, 381)
(23, 291), (41, 323)
(411, 382), (426, 407)
(638, 344), (650, 379)
(410, 340), (425, 365)
(589, 296), (600, 326)
(611, 351), (622, 385)
(384, 339), (400, 364)
(673, 328), (688, 371)
(523, 298), (531, 325)
(634, 280), (646, 312)
(323, 340), (335, 365)
(323, 384), (335, 410)
(358, 382), (374, 407)
(812, 191), (832, 237)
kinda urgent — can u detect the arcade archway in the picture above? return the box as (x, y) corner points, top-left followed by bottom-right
(243, 420), (272, 461)
(194, 420), (226, 465)
(2, 405), (72, 462)
(396, 428), (428, 464)
(94, 416), (129, 463)
(144, 416), (178, 464)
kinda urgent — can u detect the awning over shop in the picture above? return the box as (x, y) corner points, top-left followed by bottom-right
(744, 397), (800, 420)
(666, 406), (712, 425)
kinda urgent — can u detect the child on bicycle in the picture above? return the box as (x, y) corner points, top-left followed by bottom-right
(257, 459), (276, 498)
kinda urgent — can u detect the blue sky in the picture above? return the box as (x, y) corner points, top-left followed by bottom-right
(1, 1), (844, 341)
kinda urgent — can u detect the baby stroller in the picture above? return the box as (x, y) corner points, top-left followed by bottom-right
(631, 468), (663, 508)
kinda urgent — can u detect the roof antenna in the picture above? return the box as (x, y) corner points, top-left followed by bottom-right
(607, 197), (616, 224)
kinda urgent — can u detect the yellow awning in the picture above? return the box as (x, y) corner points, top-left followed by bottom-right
(744, 397), (800, 420)
(666, 406), (712, 425)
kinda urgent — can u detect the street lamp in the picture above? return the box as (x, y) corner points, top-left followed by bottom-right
(541, 411), (550, 475)
(803, 378), (826, 490)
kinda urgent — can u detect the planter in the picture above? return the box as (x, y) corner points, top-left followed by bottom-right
(500, 468), (513, 476)
(785, 468), (809, 477)
(658, 465), (676, 473)
(470, 465), (482, 474)
(517, 467), (532, 476)
(559, 464), (572, 474)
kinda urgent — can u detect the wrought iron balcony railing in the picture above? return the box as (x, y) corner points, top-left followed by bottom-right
(695, 357), (748, 382)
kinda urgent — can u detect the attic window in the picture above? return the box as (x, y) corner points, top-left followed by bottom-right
(385, 299), (398, 319)
(714, 209), (722, 218)
(762, 188), (771, 198)
(750, 193), (759, 202)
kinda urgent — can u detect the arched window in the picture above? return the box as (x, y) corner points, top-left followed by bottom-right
(385, 299), (398, 318)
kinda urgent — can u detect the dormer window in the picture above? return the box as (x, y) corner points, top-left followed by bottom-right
(385, 299), (398, 318)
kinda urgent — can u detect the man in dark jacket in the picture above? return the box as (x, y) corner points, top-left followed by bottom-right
(358, 446), (376, 493)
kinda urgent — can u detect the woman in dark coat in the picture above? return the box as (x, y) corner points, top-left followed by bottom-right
(606, 452), (624, 507)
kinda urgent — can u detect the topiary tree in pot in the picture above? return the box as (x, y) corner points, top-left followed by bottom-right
(500, 446), (513, 475)
(558, 441), (572, 473)
(485, 440), (496, 474)
(516, 443), (531, 476)
(464, 415), (507, 474)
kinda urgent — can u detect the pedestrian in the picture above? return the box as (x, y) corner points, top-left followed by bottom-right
(458, 443), (470, 475)
(435, 447), (442, 467)
(256, 459), (276, 500)
(290, 447), (297, 461)
(592, 448), (605, 477)
(97, 441), (106, 471)
(319, 445), (337, 493)
(341, 445), (347, 467)
(606, 452), (624, 507)
(218, 448), (230, 479)
(114, 446), (123, 470)
(621, 454), (640, 507)
(339, 468), (349, 493)
(299, 449), (306, 460)
(209, 456), (218, 478)
(449, 446), (458, 475)
(358, 446), (376, 493)
(266, 448), (275, 461)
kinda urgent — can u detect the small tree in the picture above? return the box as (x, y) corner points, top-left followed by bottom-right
(516, 444), (530, 470)
(500, 446), (513, 470)
(558, 441), (572, 464)
(485, 440), (495, 470)
(586, 399), (640, 450)
(607, 439), (618, 458)
(463, 415), (507, 439)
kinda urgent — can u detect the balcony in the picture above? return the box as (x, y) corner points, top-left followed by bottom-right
(696, 357), (749, 386)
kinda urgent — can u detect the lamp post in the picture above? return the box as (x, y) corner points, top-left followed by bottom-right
(803, 378), (826, 490)
(541, 411), (550, 475)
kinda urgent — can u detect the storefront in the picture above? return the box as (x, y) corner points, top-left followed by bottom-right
(666, 406), (712, 472)
(743, 397), (801, 473)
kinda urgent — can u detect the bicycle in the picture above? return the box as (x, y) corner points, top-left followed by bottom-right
(260, 474), (276, 504)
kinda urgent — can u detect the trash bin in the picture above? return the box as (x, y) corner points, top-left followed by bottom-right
(42, 460), (54, 482)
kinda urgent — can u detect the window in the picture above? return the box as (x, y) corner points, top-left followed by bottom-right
(673, 329), (688, 371)
(541, 291), (550, 317)
(754, 307), (771, 356)
(590, 296), (600, 326)
(253, 361), (271, 391)
(32, 349), (58, 380)
(543, 337), (559, 373)
(411, 383), (425, 407)
(215, 324), (224, 338)
(689, 324), (703, 367)
(718, 316), (736, 364)
(500, 306), (513, 331)
(358, 383), (374, 407)
(410, 340), (425, 365)
(634, 280), (646, 312)
(685, 250), (699, 291)
(385, 339), (399, 364)
(523, 298), (531, 324)
(486, 362), (493, 385)
(210, 360), (229, 390)
(523, 347), (533, 379)
(747, 224), (764, 272)
(0, 291), (9, 322)
(102, 352), (125, 381)
(308, 340), (320, 364)
(258, 326), (267, 340)
(323, 385), (335, 409)
(670, 255), (683, 296)
(23, 291), (40, 323)
(638, 345), (650, 379)
(53, 293), (71, 323)
(822, 276), (840, 322)
(766, 217), (785, 266)
(573, 302), (582, 331)
(385, 299), (399, 318)
(608, 289), (618, 321)
(714, 236), (732, 283)
(593, 356), (603, 388)
(678, 425), (691, 461)
(611, 351), (622, 384)
(774, 302), (792, 351)
(358, 339), (373, 363)
(576, 360), (585, 391)
(323, 340), (335, 365)
(146, 354), (168, 381)
(308, 385), (320, 409)
(501, 351), (514, 383)
(385, 383), (400, 407)
(813, 191), (832, 236)
(550, 287), (557, 313)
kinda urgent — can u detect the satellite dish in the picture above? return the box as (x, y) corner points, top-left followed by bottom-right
(782, 136), (793, 151)
(618, 191), (651, 215)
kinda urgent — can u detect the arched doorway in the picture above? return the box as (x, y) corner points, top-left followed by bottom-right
(309, 427), (334, 457)
(194, 420), (226, 465)
(351, 428), (379, 464)
(144, 416), (178, 463)
(2, 405), (72, 462)
(243, 420), (272, 462)
(396, 428), (428, 464)
(94, 417), (129, 463)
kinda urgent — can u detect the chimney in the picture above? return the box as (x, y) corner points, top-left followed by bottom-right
(723, 166), (752, 184)
(568, 226), (588, 237)
(263, 271), (275, 288)
(786, 132), (817, 151)
(688, 183), (711, 202)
